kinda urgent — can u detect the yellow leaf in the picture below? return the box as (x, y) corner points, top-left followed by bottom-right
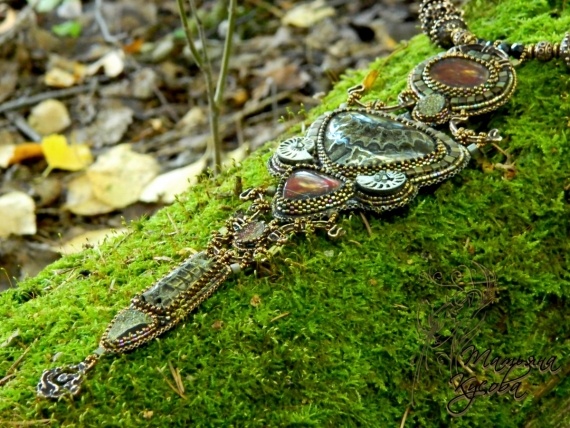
(41, 134), (93, 171)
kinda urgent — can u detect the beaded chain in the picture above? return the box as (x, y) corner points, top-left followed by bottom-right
(419, 0), (570, 64)
(36, 1), (569, 400)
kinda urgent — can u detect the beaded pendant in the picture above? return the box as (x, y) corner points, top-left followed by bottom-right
(37, 41), (519, 399)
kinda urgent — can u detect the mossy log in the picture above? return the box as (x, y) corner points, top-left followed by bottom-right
(1, 1), (569, 426)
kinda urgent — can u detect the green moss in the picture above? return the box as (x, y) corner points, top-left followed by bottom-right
(2, 1), (570, 426)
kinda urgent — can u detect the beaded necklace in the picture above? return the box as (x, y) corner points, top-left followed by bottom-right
(37, 0), (569, 399)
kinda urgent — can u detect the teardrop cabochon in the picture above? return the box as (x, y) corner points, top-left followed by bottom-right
(409, 44), (516, 117)
(272, 165), (355, 221)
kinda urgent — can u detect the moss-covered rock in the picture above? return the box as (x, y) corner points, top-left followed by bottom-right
(1, 1), (569, 426)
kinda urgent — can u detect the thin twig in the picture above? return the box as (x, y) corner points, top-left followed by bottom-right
(0, 338), (37, 387)
(152, 85), (180, 123)
(531, 359), (570, 401)
(270, 312), (290, 323)
(4, 111), (41, 141)
(176, 0), (204, 68)
(214, 0), (237, 106)
(158, 362), (186, 399)
(457, 356), (475, 376)
(125, 56), (180, 123)
(0, 268), (14, 289)
(188, 0), (221, 174)
(399, 406), (410, 428)
(359, 212), (373, 237)
(244, 0), (284, 18)
(270, 78), (278, 125)
(165, 211), (180, 235)
(0, 80), (98, 115)
(177, 0), (237, 175)
(168, 361), (185, 396)
(0, 420), (52, 426)
(189, 0), (213, 75)
(0, 374), (15, 387)
(0, 3), (35, 46)
(94, 0), (125, 44)
(134, 91), (295, 156)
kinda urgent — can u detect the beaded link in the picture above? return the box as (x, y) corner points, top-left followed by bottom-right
(420, 0), (468, 48)
(451, 28), (478, 46)
(431, 16), (469, 48)
(560, 32), (570, 68)
(524, 40), (561, 62)
(420, 1), (568, 67)
(419, 0), (462, 35)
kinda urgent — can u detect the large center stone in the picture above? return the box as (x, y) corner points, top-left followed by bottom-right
(323, 112), (436, 166)
(429, 57), (490, 88)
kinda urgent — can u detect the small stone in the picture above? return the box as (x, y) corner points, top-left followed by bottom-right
(416, 93), (447, 117)
(236, 221), (266, 243)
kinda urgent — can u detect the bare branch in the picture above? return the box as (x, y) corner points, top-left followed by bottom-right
(175, 0), (205, 68)
(176, 0), (238, 175)
(214, 0), (237, 106)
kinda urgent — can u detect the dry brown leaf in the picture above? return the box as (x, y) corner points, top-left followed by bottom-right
(0, 192), (36, 238)
(281, 0), (335, 28)
(252, 58), (310, 100)
(55, 228), (127, 255)
(64, 173), (115, 216)
(123, 38), (145, 55)
(72, 101), (134, 148)
(0, 7), (17, 34)
(177, 107), (207, 131)
(211, 320), (224, 330)
(131, 68), (159, 99)
(86, 50), (125, 78)
(27, 99), (71, 135)
(9, 143), (44, 165)
(45, 55), (87, 87)
(44, 68), (77, 88)
(87, 144), (159, 208)
(140, 157), (207, 204)
(0, 61), (18, 103)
